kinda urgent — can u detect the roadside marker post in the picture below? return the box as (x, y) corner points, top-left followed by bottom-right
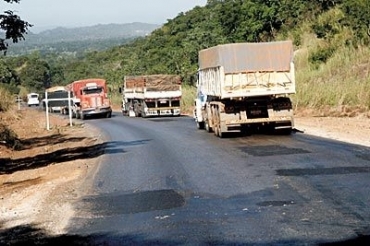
(44, 91), (73, 130)
(45, 91), (50, 130)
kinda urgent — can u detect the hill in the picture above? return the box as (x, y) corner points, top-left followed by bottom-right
(6, 22), (160, 55)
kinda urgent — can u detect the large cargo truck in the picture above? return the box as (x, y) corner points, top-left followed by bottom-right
(193, 40), (296, 137)
(121, 74), (182, 117)
(42, 86), (69, 113)
(66, 78), (112, 120)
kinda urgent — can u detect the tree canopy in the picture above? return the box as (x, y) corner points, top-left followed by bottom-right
(0, 0), (32, 52)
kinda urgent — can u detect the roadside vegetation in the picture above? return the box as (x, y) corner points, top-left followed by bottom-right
(0, 87), (13, 112)
(0, 0), (369, 117)
(0, 87), (21, 149)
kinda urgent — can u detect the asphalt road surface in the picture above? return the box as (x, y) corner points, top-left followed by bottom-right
(67, 112), (370, 245)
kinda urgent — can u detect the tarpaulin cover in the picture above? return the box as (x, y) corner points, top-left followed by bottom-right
(124, 74), (181, 92)
(198, 41), (293, 73)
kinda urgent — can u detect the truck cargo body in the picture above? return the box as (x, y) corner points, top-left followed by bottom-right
(43, 86), (70, 113)
(122, 75), (182, 117)
(194, 41), (295, 137)
(67, 78), (112, 119)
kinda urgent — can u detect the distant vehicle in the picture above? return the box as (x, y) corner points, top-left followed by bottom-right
(27, 93), (40, 107)
(194, 40), (296, 137)
(121, 74), (182, 117)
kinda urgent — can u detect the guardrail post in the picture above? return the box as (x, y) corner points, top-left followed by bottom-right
(45, 92), (50, 130)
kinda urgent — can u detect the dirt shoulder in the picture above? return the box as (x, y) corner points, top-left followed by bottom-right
(0, 107), (106, 235)
(294, 114), (370, 148)
(0, 107), (369, 237)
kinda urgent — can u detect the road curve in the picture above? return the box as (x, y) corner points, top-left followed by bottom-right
(68, 112), (370, 245)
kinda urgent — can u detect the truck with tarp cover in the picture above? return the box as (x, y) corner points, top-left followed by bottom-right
(193, 40), (296, 137)
(121, 74), (182, 117)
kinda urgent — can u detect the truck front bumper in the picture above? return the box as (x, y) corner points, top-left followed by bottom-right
(82, 106), (112, 116)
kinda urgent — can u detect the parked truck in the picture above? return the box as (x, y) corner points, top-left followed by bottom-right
(121, 74), (182, 117)
(66, 78), (112, 120)
(193, 40), (296, 137)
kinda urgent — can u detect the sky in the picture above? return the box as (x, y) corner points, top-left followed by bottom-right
(1, 0), (207, 33)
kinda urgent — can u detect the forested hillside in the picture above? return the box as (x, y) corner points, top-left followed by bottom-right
(1, 0), (369, 114)
(5, 22), (159, 56)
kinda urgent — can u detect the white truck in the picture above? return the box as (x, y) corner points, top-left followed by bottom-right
(193, 40), (296, 137)
(121, 74), (182, 117)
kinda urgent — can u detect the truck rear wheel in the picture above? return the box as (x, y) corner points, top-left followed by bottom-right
(273, 122), (293, 135)
(205, 120), (212, 132)
(196, 121), (204, 129)
(277, 127), (292, 135)
(214, 123), (223, 138)
(214, 107), (223, 138)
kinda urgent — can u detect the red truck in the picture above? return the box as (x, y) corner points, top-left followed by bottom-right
(65, 78), (112, 119)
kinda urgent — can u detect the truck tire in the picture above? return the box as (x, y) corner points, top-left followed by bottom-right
(196, 121), (205, 129)
(213, 107), (223, 138)
(107, 112), (112, 118)
(205, 120), (212, 132)
(279, 127), (292, 135)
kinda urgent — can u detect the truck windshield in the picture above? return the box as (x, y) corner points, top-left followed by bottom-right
(82, 87), (103, 95)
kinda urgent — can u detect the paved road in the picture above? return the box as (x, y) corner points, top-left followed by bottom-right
(68, 112), (370, 245)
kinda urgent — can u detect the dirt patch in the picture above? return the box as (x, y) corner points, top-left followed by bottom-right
(0, 106), (106, 235)
(294, 108), (370, 147)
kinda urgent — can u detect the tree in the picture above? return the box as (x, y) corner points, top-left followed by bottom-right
(17, 53), (51, 92)
(340, 0), (370, 45)
(0, 0), (32, 52)
(0, 57), (20, 93)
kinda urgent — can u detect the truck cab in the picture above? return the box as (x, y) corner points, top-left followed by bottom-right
(68, 79), (112, 120)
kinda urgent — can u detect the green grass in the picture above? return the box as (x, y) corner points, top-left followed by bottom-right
(293, 43), (370, 115)
(181, 84), (196, 115)
(109, 91), (122, 110)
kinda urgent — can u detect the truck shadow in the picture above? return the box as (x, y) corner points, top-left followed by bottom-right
(0, 224), (184, 246)
(0, 224), (368, 246)
(0, 142), (107, 175)
(0, 139), (151, 175)
(21, 134), (86, 150)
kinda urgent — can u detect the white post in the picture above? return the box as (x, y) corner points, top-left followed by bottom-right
(17, 95), (21, 110)
(45, 92), (50, 130)
(68, 91), (73, 127)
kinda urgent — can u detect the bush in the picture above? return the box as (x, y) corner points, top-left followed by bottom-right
(0, 86), (13, 112)
(308, 46), (336, 69)
(0, 123), (22, 150)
